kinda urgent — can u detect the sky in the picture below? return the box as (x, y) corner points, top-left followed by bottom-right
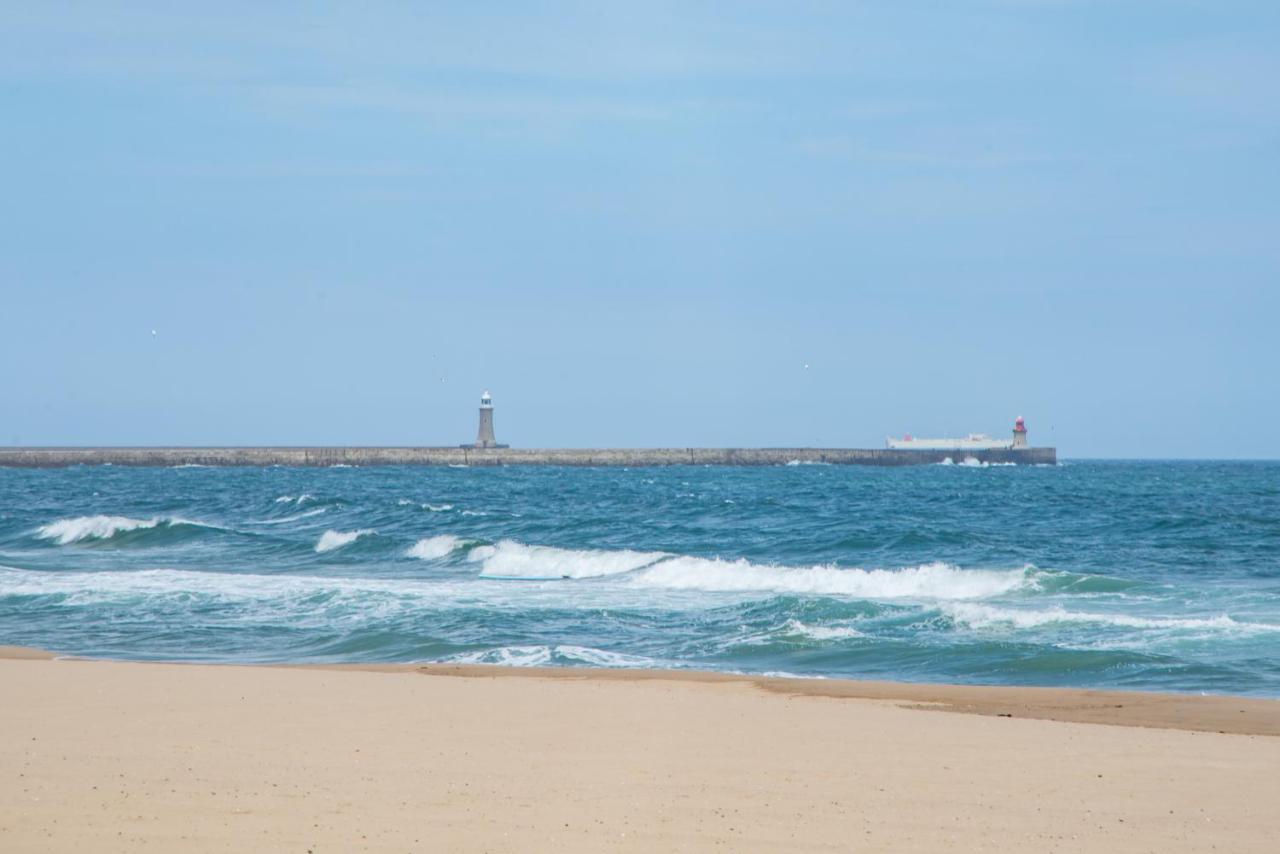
(1, 2), (1277, 457)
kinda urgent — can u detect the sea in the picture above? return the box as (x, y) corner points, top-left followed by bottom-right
(1, 460), (1278, 696)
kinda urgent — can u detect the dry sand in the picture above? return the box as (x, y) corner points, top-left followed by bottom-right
(2, 649), (1278, 852)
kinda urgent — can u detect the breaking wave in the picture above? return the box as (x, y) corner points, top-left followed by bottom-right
(35, 515), (225, 546)
(780, 619), (866, 641)
(407, 535), (466, 560)
(467, 539), (668, 579)
(630, 556), (1037, 600)
(315, 529), (374, 553)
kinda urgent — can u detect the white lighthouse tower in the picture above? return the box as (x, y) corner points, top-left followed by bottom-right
(1011, 416), (1028, 449)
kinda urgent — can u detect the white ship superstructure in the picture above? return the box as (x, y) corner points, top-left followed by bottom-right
(886, 417), (1030, 451)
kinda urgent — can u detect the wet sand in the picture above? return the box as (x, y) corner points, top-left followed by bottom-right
(3, 649), (1277, 852)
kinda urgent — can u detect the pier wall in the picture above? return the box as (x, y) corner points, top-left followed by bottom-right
(0, 447), (1057, 468)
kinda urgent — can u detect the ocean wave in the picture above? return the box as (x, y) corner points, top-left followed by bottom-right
(468, 540), (668, 579)
(943, 603), (1280, 633)
(315, 529), (374, 553)
(37, 515), (158, 544)
(275, 494), (316, 505)
(447, 537), (1050, 599)
(35, 515), (225, 545)
(407, 535), (466, 560)
(630, 557), (1036, 600)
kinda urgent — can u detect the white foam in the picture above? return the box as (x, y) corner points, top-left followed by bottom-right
(407, 535), (464, 560)
(785, 459), (831, 466)
(781, 619), (865, 641)
(0, 565), (463, 627)
(315, 529), (374, 553)
(631, 557), (1034, 600)
(34, 515), (225, 544)
(36, 515), (158, 544)
(0, 565), (644, 621)
(944, 603), (1280, 633)
(275, 494), (315, 505)
(455, 540), (1037, 598)
(166, 516), (226, 531)
(445, 644), (661, 668)
(246, 507), (327, 525)
(553, 645), (664, 668)
(447, 645), (553, 666)
(468, 539), (667, 579)
(938, 457), (1016, 468)
(397, 499), (453, 511)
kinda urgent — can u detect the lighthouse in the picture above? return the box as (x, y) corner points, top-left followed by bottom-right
(473, 391), (503, 448)
(1011, 416), (1028, 449)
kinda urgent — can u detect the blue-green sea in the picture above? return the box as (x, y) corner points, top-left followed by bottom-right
(2, 461), (1278, 696)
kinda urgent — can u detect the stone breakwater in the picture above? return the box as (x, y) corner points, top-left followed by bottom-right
(0, 447), (1057, 467)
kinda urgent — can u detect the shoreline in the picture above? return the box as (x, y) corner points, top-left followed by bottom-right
(4, 647), (1276, 735)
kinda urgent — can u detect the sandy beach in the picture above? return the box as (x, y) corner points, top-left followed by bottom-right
(2, 649), (1278, 853)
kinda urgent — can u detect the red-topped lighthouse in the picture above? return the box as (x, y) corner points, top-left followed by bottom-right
(1011, 416), (1028, 449)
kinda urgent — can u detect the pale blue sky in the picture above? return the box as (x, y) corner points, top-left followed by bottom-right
(1, 2), (1277, 457)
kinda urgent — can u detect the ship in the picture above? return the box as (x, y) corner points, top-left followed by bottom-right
(887, 417), (1030, 451)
